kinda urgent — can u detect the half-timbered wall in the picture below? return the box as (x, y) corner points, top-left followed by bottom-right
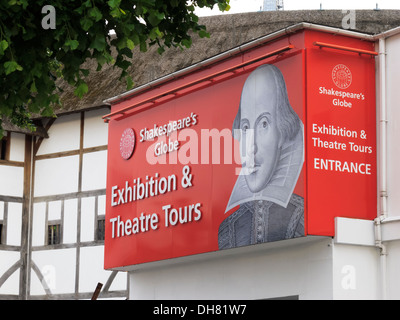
(0, 107), (128, 299)
(0, 132), (26, 298)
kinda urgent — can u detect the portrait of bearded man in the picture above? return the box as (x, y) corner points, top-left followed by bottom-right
(218, 64), (304, 249)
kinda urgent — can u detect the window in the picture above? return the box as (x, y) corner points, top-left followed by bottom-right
(96, 218), (105, 241)
(48, 223), (61, 245)
(0, 136), (8, 160)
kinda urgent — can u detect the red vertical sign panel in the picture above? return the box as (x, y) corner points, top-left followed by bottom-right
(305, 33), (377, 236)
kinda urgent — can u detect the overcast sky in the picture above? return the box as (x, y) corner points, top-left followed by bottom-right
(195, 0), (400, 16)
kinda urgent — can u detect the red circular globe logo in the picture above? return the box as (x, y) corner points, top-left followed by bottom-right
(332, 64), (352, 89)
(119, 128), (136, 160)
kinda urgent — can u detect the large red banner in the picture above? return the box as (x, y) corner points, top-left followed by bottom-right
(104, 30), (376, 269)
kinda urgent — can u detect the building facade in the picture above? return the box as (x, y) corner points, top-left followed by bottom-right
(0, 107), (127, 299)
(105, 24), (400, 300)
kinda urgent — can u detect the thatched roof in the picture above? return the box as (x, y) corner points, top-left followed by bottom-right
(56, 9), (400, 114)
(5, 9), (400, 136)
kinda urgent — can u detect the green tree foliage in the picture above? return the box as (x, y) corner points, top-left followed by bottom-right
(0, 0), (230, 136)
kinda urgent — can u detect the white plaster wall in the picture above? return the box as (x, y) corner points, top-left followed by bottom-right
(81, 197), (95, 242)
(48, 200), (61, 221)
(31, 248), (76, 295)
(83, 108), (109, 148)
(108, 271), (127, 292)
(385, 33), (400, 218)
(386, 240), (400, 300)
(79, 246), (126, 292)
(129, 238), (333, 300)
(6, 202), (22, 246)
(98, 195), (106, 216)
(380, 33), (400, 300)
(29, 269), (46, 296)
(36, 113), (81, 156)
(9, 132), (25, 162)
(81, 150), (107, 191)
(332, 243), (379, 300)
(34, 155), (79, 197)
(0, 165), (23, 197)
(63, 199), (78, 244)
(32, 202), (46, 247)
(0, 251), (20, 295)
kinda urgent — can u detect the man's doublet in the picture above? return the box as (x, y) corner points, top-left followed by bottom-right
(218, 194), (304, 250)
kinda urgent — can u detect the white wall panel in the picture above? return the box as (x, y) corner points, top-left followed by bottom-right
(29, 269), (46, 296)
(32, 249), (76, 295)
(81, 151), (107, 191)
(9, 132), (25, 162)
(63, 199), (78, 244)
(0, 251), (20, 295)
(108, 271), (127, 292)
(32, 202), (46, 247)
(6, 203), (22, 246)
(48, 200), (61, 221)
(0, 165), (24, 197)
(0, 268), (19, 295)
(386, 241), (400, 299)
(98, 195), (106, 216)
(385, 33), (400, 217)
(81, 197), (95, 242)
(79, 246), (113, 293)
(83, 108), (109, 148)
(36, 113), (81, 155)
(34, 156), (79, 197)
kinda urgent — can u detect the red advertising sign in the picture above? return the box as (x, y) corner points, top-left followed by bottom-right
(104, 30), (376, 269)
(305, 31), (377, 236)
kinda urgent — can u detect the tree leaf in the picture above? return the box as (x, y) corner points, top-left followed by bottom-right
(198, 30), (210, 38)
(88, 7), (103, 22)
(125, 75), (133, 90)
(181, 38), (192, 48)
(65, 39), (79, 50)
(157, 46), (165, 55)
(126, 39), (134, 50)
(4, 61), (23, 75)
(30, 81), (37, 93)
(110, 7), (121, 18)
(74, 82), (88, 98)
(116, 59), (131, 70)
(0, 40), (9, 55)
(90, 35), (106, 51)
(107, 0), (121, 9)
(80, 68), (90, 77)
(149, 27), (162, 40)
(80, 16), (93, 31)
(148, 11), (164, 26)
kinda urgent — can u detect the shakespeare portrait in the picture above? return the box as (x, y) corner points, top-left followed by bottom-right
(218, 64), (304, 249)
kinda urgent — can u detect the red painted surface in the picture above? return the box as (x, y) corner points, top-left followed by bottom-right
(104, 30), (376, 269)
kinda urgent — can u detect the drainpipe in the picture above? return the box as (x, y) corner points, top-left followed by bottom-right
(378, 37), (388, 221)
(374, 37), (388, 300)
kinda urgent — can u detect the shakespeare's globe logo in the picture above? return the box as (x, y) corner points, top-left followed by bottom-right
(120, 128), (136, 160)
(332, 64), (352, 89)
